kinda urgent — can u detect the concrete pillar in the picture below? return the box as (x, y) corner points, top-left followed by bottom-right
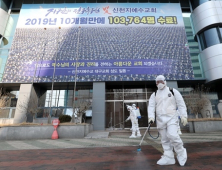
(13, 84), (38, 124)
(37, 87), (47, 107)
(33, 86), (46, 118)
(92, 82), (105, 130)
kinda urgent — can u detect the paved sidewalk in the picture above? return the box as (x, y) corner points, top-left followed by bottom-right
(0, 131), (222, 151)
(0, 131), (222, 169)
(84, 130), (109, 139)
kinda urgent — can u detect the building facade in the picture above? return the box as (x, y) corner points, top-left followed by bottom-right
(0, 0), (222, 130)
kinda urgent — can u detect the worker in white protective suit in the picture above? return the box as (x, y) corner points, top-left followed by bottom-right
(125, 105), (142, 138)
(130, 104), (141, 131)
(148, 75), (188, 166)
(128, 104), (137, 131)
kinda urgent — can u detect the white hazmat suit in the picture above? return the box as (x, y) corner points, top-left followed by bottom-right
(148, 75), (188, 166)
(126, 105), (141, 138)
(129, 104), (138, 131)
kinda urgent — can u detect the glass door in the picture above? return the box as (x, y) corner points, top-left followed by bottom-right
(114, 102), (124, 129)
(106, 101), (124, 129)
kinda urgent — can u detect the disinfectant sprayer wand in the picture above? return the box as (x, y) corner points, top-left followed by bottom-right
(137, 121), (153, 152)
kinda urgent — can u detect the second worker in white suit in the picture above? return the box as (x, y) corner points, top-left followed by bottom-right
(125, 105), (141, 138)
(148, 75), (188, 166)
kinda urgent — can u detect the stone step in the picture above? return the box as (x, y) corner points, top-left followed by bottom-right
(108, 128), (188, 137)
(108, 128), (158, 137)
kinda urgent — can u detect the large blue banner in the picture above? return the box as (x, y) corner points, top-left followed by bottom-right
(16, 3), (184, 28)
(2, 3), (194, 83)
(24, 59), (173, 75)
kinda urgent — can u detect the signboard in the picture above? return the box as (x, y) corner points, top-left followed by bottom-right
(2, 3), (194, 83)
(16, 3), (182, 28)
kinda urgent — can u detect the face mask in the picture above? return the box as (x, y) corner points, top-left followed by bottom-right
(157, 83), (165, 90)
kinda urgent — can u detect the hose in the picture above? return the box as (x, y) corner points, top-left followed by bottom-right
(148, 123), (159, 139)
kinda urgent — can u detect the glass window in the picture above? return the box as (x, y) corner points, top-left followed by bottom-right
(37, 89), (92, 118)
(180, 0), (190, 8)
(106, 89), (123, 92)
(106, 102), (114, 128)
(193, 66), (200, 70)
(2, 15), (19, 48)
(106, 93), (123, 100)
(199, 27), (220, 50)
(0, 89), (18, 118)
(147, 92), (153, 99)
(192, 59), (199, 62)
(219, 27), (222, 42)
(124, 93), (146, 100)
(0, 14), (19, 80)
(124, 89), (146, 92)
(0, 0), (11, 12)
(194, 74), (203, 77)
(204, 28), (220, 48)
(9, 91), (19, 107)
(161, 0), (170, 3)
(170, 0), (179, 2)
(0, 49), (8, 55)
(10, 109), (16, 118)
(190, 0), (210, 10)
(114, 102), (124, 129)
(138, 0), (148, 2)
(0, 109), (10, 118)
(199, 32), (206, 50)
(34, 0), (44, 3)
(148, 0), (159, 2)
(97, 0), (107, 2)
(43, 90), (67, 107)
(0, 55), (8, 79)
(37, 108), (50, 118)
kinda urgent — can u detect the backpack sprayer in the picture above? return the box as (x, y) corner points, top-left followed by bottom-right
(137, 121), (159, 152)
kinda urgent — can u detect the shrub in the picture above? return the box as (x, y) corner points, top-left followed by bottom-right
(59, 115), (72, 123)
(183, 84), (212, 119)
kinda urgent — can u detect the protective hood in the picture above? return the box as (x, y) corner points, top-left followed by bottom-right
(156, 75), (167, 90)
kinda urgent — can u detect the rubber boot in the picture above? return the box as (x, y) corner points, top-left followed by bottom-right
(157, 150), (175, 165)
(136, 131), (142, 137)
(177, 148), (187, 166)
(129, 132), (136, 138)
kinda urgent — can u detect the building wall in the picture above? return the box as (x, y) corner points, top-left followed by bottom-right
(190, 1), (222, 82)
(183, 15), (203, 79)
(92, 82), (105, 130)
(1, 1), (222, 125)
